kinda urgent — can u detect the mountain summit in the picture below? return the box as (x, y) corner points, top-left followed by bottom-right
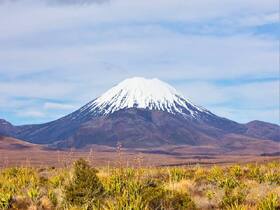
(4, 77), (279, 149)
(83, 77), (207, 117)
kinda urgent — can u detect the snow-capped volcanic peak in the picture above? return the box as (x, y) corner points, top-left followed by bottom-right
(84, 77), (207, 117)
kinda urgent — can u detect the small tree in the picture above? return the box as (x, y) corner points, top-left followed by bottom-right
(64, 159), (104, 208)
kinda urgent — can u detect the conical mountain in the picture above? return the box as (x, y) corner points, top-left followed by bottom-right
(10, 77), (279, 149)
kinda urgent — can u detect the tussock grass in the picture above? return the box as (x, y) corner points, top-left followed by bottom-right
(0, 160), (279, 209)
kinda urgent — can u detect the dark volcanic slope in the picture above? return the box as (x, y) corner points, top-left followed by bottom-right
(0, 119), (16, 136)
(244, 120), (280, 142)
(55, 109), (224, 148)
(9, 108), (279, 149)
(1, 109), (279, 149)
(15, 108), (221, 147)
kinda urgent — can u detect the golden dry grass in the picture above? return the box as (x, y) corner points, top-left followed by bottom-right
(0, 158), (279, 210)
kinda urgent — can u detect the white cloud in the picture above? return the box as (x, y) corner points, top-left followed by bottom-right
(43, 102), (75, 110)
(0, 0), (277, 40)
(176, 81), (279, 108)
(0, 32), (277, 80)
(210, 107), (279, 124)
(236, 12), (278, 27)
(175, 80), (279, 123)
(17, 110), (45, 118)
(0, 81), (76, 99)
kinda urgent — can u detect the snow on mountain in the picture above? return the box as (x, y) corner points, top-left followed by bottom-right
(81, 77), (208, 117)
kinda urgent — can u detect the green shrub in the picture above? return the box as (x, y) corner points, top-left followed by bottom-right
(27, 186), (40, 203)
(104, 170), (129, 195)
(265, 171), (280, 185)
(226, 203), (249, 210)
(258, 193), (279, 210)
(169, 168), (186, 182)
(219, 177), (239, 189)
(49, 173), (65, 188)
(229, 165), (243, 178)
(164, 191), (197, 210)
(48, 190), (58, 207)
(221, 186), (247, 208)
(104, 173), (161, 210)
(0, 192), (12, 210)
(64, 158), (104, 208)
(247, 165), (265, 183)
(194, 167), (207, 182)
(208, 165), (224, 183)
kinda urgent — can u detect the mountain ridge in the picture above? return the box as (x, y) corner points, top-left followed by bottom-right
(1, 77), (279, 151)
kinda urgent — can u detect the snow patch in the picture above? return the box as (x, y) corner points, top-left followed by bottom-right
(85, 77), (208, 117)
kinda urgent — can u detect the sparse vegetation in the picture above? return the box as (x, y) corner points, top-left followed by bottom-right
(0, 159), (279, 210)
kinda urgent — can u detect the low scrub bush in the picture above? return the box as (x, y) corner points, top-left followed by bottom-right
(258, 193), (279, 210)
(0, 192), (12, 210)
(64, 159), (105, 208)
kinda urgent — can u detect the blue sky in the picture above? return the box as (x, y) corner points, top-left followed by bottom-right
(0, 0), (279, 125)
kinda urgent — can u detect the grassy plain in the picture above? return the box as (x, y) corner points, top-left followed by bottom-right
(0, 156), (279, 210)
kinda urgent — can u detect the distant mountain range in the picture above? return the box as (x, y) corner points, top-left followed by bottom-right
(1, 77), (279, 153)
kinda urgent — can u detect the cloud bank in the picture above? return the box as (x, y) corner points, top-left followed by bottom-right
(0, 0), (278, 124)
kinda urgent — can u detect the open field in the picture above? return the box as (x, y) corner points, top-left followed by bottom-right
(1, 136), (280, 168)
(1, 146), (280, 168)
(0, 159), (279, 210)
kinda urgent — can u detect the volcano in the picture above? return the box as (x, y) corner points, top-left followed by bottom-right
(2, 77), (280, 150)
